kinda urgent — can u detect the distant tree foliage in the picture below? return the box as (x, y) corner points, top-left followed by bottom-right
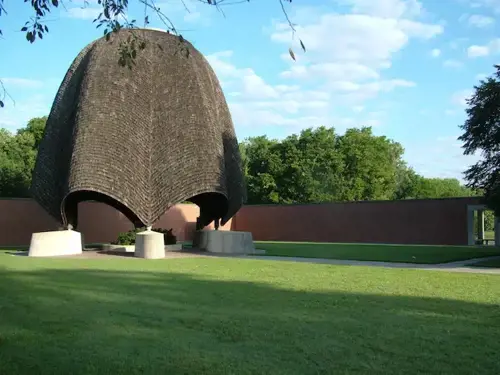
(0, 119), (478, 207)
(0, 117), (47, 197)
(239, 126), (476, 205)
(459, 64), (500, 216)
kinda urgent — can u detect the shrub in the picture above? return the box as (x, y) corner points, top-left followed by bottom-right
(113, 228), (140, 245)
(154, 227), (177, 245)
(113, 227), (177, 245)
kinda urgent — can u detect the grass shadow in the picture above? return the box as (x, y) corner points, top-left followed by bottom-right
(0, 265), (499, 374)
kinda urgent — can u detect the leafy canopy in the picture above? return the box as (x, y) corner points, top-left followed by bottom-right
(459, 64), (500, 215)
(241, 126), (476, 205)
(0, 118), (477, 206)
(0, 117), (47, 198)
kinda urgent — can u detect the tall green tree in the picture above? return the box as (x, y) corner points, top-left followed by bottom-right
(275, 127), (344, 204)
(242, 136), (282, 204)
(0, 117), (47, 197)
(393, 163), (476, 200)
(459, 65), (500, 215)
(243, 126), (415, 205)
(415, 177), (474, 199)
(393, 164), (423, 200)
(336, 127), (404, 201)
(17, 116), (48, 149)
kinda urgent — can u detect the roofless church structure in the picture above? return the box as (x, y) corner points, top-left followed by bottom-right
(28, 29), (252, 258)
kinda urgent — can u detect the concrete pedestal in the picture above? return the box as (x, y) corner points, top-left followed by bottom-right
(134, 230), (165, 259)
(193, 230), (256, 254)
(103, 244), (135, 253)
(28, 230), (83, 257)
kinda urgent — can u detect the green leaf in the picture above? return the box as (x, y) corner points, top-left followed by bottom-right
(300, 39), (306, 52)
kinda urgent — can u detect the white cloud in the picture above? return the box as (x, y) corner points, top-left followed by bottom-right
(271, 14), (442, 66)
(467, 45), (490, 57)
(398, 19), (443, 38)
(337, 0), (423, 18)
(403, 135), (479, 181)
(327, 79), (416, 103)
(155, 1), (214, 26)
(203, 0), (442, 136)
(1, 78), (44, 89)
(0, 94), (51, 131)
(229, 103), (328, 129)
(65, 5), (101, 20)
(206, 52), (333, 128)
(463, 14), (495, 27)
(64, 0), (209, 25)
(465, 0), (500, 13)
(430, 48), (441, 57)
(281, 62), (380, 81)
(449, 38), (469, 50)
(467, 39), (500, 58)
(241, 73), (280, 100)
(451, 89), (473, 107)
(443, 59), (463, 69)
(207, 50), (396, 138)
(271, 1), (440, 101)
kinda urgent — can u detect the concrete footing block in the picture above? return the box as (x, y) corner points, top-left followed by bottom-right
(28, 230), (83, 257)
(193, 230), (256, 254)
(134, 230), (165, 259)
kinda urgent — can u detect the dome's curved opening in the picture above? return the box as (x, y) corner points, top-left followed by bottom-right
(188, 192), (228, 222)
(63, 190), (144, 229)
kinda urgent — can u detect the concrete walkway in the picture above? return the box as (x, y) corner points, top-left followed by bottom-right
(247, 254), (500, 274)
(11, 248), (500, 274)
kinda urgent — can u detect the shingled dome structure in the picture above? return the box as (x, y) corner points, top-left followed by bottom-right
(31, 29), (246, 230)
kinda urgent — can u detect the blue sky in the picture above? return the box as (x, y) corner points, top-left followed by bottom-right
(1, 0), (499, 181)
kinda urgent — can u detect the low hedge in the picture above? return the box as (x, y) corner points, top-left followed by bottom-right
(113, 227), (177, 246)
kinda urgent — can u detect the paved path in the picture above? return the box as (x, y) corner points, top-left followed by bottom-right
(246, 254), (500, 274)
(11, 249), (500, 274)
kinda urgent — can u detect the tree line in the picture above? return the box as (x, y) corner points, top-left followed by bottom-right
(1, 117), (475, 203)
(240, 126), (475, 204)
(1, 116), (495, 231)
(0, 1), (498, 235)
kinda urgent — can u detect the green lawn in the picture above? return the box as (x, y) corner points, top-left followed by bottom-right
(255, 241), (500, 264)
(0, 250), (499, 374)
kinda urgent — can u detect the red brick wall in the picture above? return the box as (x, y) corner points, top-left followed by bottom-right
(235, 198), (482, 246)
(0, 199), (60, 246)
(0, 197), (481, 246)
(0, 199), (231, 246)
